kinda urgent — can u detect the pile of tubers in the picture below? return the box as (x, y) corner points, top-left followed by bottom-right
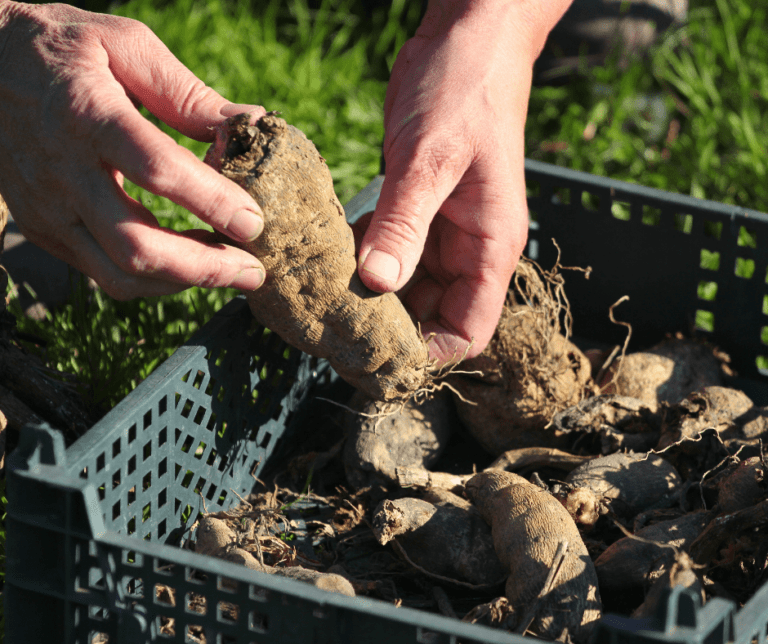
(190, 114), (768, 643)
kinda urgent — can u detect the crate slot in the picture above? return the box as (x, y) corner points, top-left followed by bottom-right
(581, 190), (600, 211)
(736, 257), (756, 279)
(701, 249), (720, 271)
(673, 213), (693, 233)
(611, 201), (631, 221)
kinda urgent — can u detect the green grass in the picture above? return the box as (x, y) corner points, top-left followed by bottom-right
(527, 0), (768, 209)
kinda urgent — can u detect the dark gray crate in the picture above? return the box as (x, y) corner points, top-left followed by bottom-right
(6, 162), (768, 644)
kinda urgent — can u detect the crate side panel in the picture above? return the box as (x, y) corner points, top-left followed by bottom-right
(70, 533), (525, 644)
(526, 163), (768, 388)
(66, 299), (315, 549)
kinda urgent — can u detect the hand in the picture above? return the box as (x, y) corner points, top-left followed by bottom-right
(0, 2), (267, 299)
(357, 0), (571, 363)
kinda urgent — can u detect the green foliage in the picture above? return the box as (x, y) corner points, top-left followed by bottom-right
(527, 0), (768, 212)
(9, 276), (231, 410)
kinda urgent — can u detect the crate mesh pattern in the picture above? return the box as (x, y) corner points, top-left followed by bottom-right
(7, 163), (768, 644)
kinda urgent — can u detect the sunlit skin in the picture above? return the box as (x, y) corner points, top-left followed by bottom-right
(0, 2), (268, 300)
(0, 0), (572, 359)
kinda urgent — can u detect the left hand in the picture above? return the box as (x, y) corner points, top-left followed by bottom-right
(356, 0), (571, 364)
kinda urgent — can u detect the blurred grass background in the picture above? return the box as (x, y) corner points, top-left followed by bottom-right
(6, 0), (768, 411)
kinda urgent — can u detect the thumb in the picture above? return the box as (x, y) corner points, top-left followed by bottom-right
(358, 147), (467, 293)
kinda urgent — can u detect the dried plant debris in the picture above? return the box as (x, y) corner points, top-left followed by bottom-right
(658, 386), (768, 451)
(462, 597), (516, 630)
(689, 498), (768, 603)
(593, 510), (712, 592)
(630, 551), (704, 619)
(550, 394), (661, 454)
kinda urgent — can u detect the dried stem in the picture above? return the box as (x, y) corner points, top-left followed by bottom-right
(515, 539), (570, 635)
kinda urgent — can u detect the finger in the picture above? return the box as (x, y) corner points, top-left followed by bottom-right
(420, 271), (509, 365)
(350, 211), (374, 253)
(101, 19), (265, 142)
(90, 82), (265, 244)
(29, 219), (194, 299)
(83, 180), (266, 292)
(64, 226), (194, 299)
(403, 275), (444, 324)
(358, 136), (470, 293)
(421, 209), (527, 364)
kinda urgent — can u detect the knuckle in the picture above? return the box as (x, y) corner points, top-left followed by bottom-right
(113, 16), (154, 43)
(375, 211), (426, 249)
(177, 78), (220, 121)
(190, 255), (230, 289)
(110, 230), (157, 277)
(137, 139), (183, 195)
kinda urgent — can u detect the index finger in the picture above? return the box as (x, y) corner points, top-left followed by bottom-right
(416, 261), (511, 365)
(91, 80), (264, 244)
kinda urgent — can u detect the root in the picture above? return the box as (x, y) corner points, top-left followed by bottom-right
(391, 539), (506, 591)
(600, 295), (632, 394)
(505, 243), (592, 405)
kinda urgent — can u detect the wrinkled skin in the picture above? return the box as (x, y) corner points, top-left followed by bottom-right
(356, 0), (572, 363)
(0, 2), (267, 299)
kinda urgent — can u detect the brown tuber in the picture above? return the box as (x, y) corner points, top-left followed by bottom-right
(450, 259), (594, 455)
(466, 470), (602, 641)
(599, 338), (725, 409)
(565, 452), (682, 516)
(371, 489), (505, 587)
(343, 390), (455, 490)
(195, 516), (355, 596)
(205, 113), (430, 402)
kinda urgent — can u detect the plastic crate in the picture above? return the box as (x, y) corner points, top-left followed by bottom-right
(6, 162), (768, 644)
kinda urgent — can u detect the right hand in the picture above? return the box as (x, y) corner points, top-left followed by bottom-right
(0, 2), (267, 299)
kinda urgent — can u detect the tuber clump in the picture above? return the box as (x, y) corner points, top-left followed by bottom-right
(450, 259), (594, 455)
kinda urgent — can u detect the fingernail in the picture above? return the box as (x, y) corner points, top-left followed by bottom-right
(234, 267), (265, 290)
(229, 208), (264, 242)
(362, 250), (400, 284)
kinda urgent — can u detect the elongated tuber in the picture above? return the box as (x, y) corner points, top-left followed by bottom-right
(466, 470), (602, 641)
(205, 114), (430, 401)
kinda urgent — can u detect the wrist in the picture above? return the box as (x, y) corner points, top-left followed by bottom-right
(421, 0), (573, 63)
